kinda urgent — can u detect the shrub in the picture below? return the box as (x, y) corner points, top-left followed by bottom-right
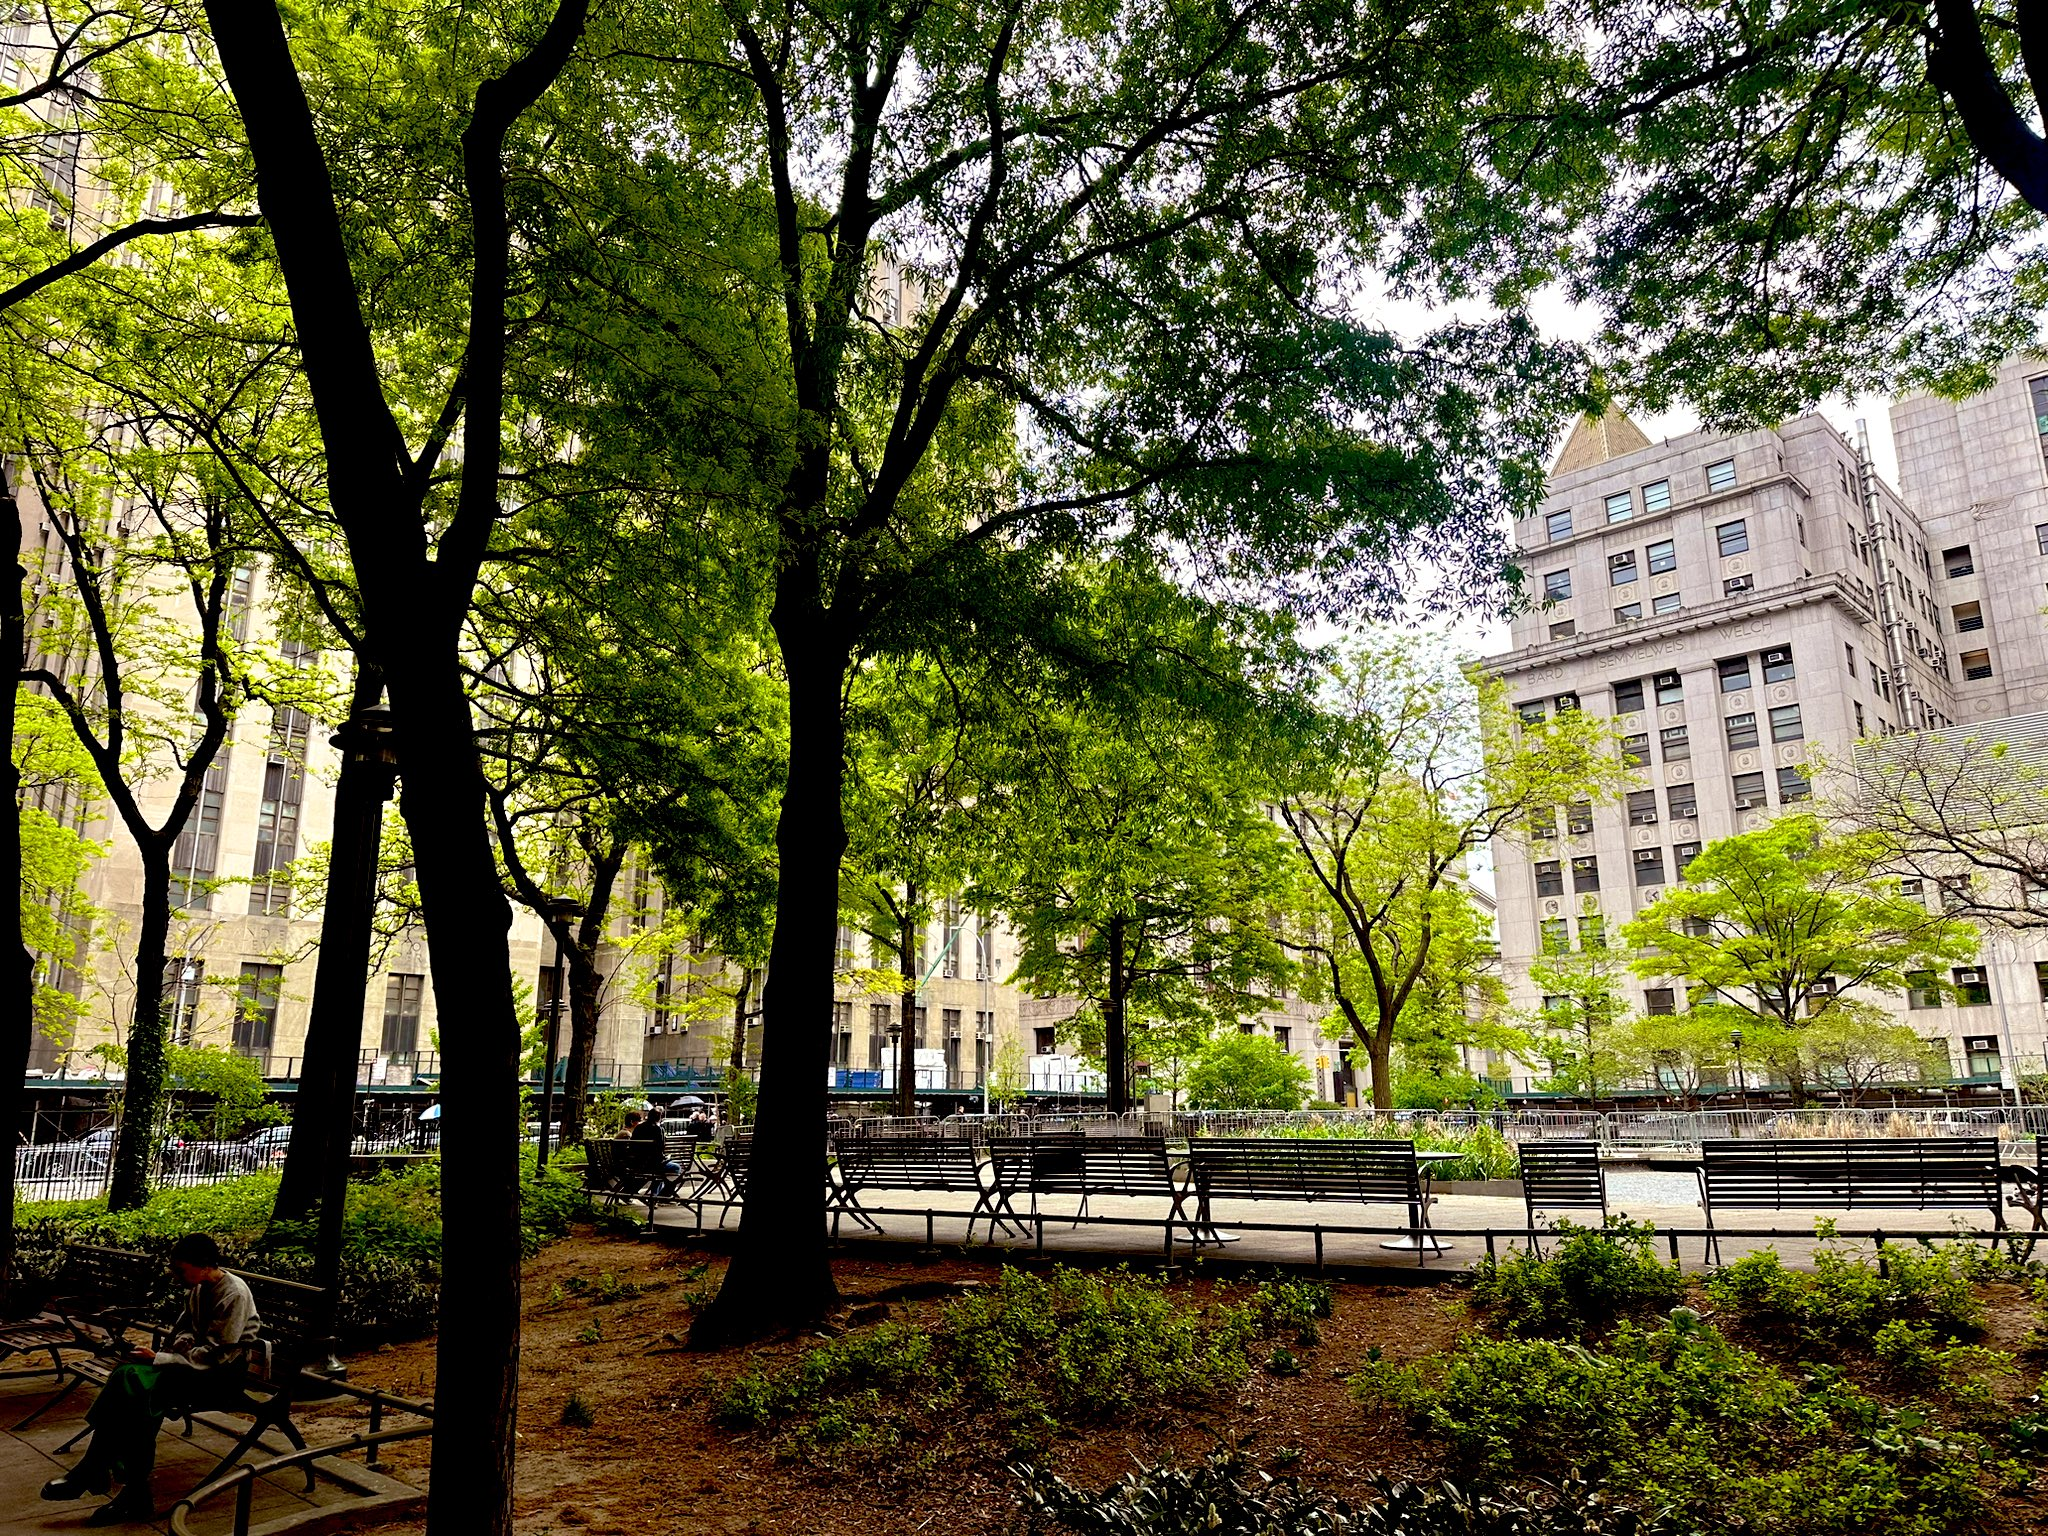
(714, 1265), (1302, 1469)
(1705, 1236), (1983, 1346)
(1469, 1220), (1684, 1337)
(1353, 1313), (2005, 1535)
(1016, 1454), (1682, 1536)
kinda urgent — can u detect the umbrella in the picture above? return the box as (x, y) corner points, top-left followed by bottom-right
(419, 1103), (442, 1121)
(672, 1095), (705, 1106)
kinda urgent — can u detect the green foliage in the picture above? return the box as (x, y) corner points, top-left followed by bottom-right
(1019, 1455), (1682, 1536)
(13, 688), (106, 1045)
(1261, 1121), (1519, 1182)
(560, 1393), (596, 1428)
(164, 1046), (286, 1141)
(712, 1266), (1317, 1470)
(1355, 1313), (2010, 1535)
(1185, 1031), (1313, 1111)
(1704, 1240), (1984, 1347)
(1470, 1220), (1685, 1338)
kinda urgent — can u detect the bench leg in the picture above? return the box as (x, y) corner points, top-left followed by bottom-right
(16, 1370), (83, 1432)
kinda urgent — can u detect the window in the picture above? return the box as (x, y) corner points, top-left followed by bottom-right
(1652, 592), (1681, 615)
(1660, 724), (1690, 760)
(1953, 600), (1984, 633)
(1614, 602), (1643, 623)
(1578, 914), (1606, 949)
(1952, 967), (1991, 1007)
(1546, 509), (1573, 542)
(1550, 620), (1576, 640)
(831, 1001), (853, 1066)
(1723, 574), (1754, 596)
(1539, 919), (1571, 954)
(1571, 856), (1600, 893)
(1534, 860), (1564, 897)
(1725, 712), (1759, 749)
(1768, 703), (1804, 742)
(2025, 880), (2048, 915)
(1716, 519), (1749, 556)
(1961, 648), (1993, 680)
(1654, 671), (1683, 705)
(1797, 514), (1806, 546)
(1682, 915), (1713, 938)
(1613, 678), (1645, 713)
(2037, 522), (2048, 555)
(1644, 987), (1676, 1015)
(1907, 971), (1942, 1010)
(1556, 691), (1580, 712)
(1674, 841), (1702, 876)
(1632, 845), (1665, 885)
(1621, 733), (1651, 766)
(1965, 1036), (2001, 1079)
(1645, 538), (1676, 575)
(1626, 789), (1659, 825)
(2035, 374), (2048, 468)
(234, 963), (284, 1053)
(1845, 645), (1857, 678)
(1527, 805), (1558, 839)
(1854, 701), (1866, 735)
(170, 752), (231, 911)
(1605, 491), (1633, 523)
(1776, 765), (1811, 802)
(1609, 550), (1638, 585)
(1705, 458), (1736, 491)
(976, 922), (993, 981)
(1642, 479), (1671, 513)
(2037, 960), (2048, 1003)
(1732, 771), (1767, 809)
(164, 959), (204, 1046)
(1518, 701), (1546, 725)
(1274, 1026), (1291, 1054)
(1034, 1026), (1056, 1055)
(1761, 647), (1795, 683)
(250, 706), (310, 917)
(1717, 655), (1752, 692)
(1543, 569), (1572, 600)
(1667, 782), (1698, 819)
(1943, 544), (1974, 577)
(1566, 801), (1594, 835)
(1938, 874), (1971, 912)
(381, 973), (424, 1056)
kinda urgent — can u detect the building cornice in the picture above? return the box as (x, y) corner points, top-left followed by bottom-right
(1477, 572), (1878, 681)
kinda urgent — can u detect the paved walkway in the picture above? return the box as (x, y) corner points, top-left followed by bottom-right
(0, 1371), (418, 1535)
(654, 1169), (2037, 1274)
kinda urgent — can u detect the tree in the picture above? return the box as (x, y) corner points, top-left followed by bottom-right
(1525, 930), (1636, 1099)
(985, 680), (1294, 1115)
(1619, 1012), (1733, 1105)
(1275, 636), (1627, 1109)
(1185, 1030), (1311, 1112)
(1581, 1), (2048, 418)
(653, 0), (1604, 1341)
(1620, 815), (1980, 1102)
(1798, 1003), (1948, 1105)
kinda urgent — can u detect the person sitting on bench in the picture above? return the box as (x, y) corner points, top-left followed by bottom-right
(41, 1233), (262, 1525)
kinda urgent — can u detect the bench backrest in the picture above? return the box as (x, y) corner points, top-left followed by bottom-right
(229, 1270), (330, 1380)
(835, 1137), (983, 1192)
(1004, 1136), (1180, 1198)
(61, 1244), (166, 1307)
(1700, 1137), (2002, 1209)
(1188, 1138), (1421, 1203)
(1518, 1141), (1606, 1209)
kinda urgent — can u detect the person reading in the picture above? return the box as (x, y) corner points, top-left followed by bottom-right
(42, 1233), (261, 1525)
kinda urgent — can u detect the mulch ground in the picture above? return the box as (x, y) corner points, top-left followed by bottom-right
(301, 1226), (2048, 1536)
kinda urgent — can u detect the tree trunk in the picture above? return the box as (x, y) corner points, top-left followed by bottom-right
(273, 663), (389, 1228)
(1, 478), (32, 1306)
(691, 623), (846, 1344)
(896, 889), (919, 1116)
(728, 968), (756, 1075)
(108, 842), (173, 1209)
(1104, 913), (1128, 1113)
(389, 653), (523, 1536)
(557, 839), (624, 1141)
(1368, 1025), (1394, 1112)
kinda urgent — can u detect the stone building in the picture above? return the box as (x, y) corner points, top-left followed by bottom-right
(1482, 373), (2048, 1093)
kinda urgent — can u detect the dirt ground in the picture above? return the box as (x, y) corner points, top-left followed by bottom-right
(301, 1227), (2048, 1536)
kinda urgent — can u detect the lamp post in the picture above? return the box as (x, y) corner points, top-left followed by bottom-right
(1729, 1028), (1746, 1102)
(885, 1016), (903, 1114)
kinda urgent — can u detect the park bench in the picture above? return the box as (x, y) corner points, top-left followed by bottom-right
(989, 1135), (1197, 1239)
(683, 1130), (751, 1226)
(2004, 1136), (2045, 1249)
(1695, 1136), (2006, 1262)
(830, 1136), (1012, 1240)
(0, 1244), (168, 1385)
(1186, 1138), (1438, 1262)
(21, 1257), (334, 1512)
(1517, 1141), (1607, 1254)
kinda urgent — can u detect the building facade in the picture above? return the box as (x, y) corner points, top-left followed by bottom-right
(1483, 369), (2048, 1092)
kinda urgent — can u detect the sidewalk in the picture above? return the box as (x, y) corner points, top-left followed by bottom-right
(0, 1371), (418, 1535)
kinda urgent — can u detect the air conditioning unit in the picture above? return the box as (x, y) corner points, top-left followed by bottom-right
(1956, 968), (1985, 984)
(1734, 798), (1759, 810)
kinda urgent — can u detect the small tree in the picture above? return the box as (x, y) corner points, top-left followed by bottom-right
(1525, 930), (1638, 1099)
(1797, 1003), (1949, 1105)
(1620, 815), (1979, 1102)
(1620, 1013), (1734, 1105)
(1275, 636), (1627, 1108)
(1185, 1030), (1311, 1112)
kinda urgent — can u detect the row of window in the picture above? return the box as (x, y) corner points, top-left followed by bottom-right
(162, 960), (426, 1056)
(1534, 841), (1704, 897)
(1520, 646), (1795, 728)
(1543, 524), (1744, 605)
(1541, 459), (1737, 543)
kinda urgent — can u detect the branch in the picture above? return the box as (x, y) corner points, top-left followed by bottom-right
(0, 211), (265, 317)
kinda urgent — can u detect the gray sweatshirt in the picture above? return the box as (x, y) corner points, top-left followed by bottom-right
(153, 1270), (261, 1373)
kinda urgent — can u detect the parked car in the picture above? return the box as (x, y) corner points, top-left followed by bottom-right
(240, 1124), (296, 1169)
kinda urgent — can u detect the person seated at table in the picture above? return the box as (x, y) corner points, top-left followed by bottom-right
(628, 1106), (683, 1194)
(42, 1233), (262, 1525)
